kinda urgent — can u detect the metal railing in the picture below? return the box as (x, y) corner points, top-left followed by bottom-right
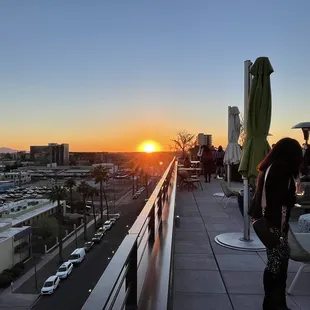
(82, 158), (177, 310)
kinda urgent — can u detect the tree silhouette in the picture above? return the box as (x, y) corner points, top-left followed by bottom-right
(171, 130), (195, 158)
(48, 186), (67, 263)
(93, 165), (110, 223)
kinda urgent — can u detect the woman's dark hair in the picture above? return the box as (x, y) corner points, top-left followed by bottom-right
(218, 145), (223, 152)
(257, 137), (303, 178)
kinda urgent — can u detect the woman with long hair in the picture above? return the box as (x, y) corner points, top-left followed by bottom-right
(249, 138), (303, 310)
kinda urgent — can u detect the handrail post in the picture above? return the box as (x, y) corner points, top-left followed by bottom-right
(148, 204), (155, 245)
(163, 179), (169, 200)
(157, 190), (162, 219)
(126, 241), (138, 310)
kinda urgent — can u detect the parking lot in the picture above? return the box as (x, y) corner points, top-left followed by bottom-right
(17, 180), (156, 310)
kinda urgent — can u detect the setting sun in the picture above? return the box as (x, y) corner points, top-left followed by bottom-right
(138, 140), (161, 153)
(143, 143), (155, 153)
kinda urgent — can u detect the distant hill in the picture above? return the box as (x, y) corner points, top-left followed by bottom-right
(0, 147), (18, 153)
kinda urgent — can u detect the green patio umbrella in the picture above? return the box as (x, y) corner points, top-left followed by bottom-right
(239, 57), (274, 179)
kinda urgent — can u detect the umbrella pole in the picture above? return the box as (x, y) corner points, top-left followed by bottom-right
(226, 106), (231, 187)
(242, 178), (250, 240)
(242, 60), (252, 241)
(227, 164), (231, 187)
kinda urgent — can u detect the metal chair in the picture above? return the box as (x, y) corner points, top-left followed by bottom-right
(287, 226), (310, 294)
(178, 171), (203, 191)
(213, 181), (238, 208)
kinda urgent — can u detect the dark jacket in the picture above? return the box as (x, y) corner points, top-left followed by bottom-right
(201, 150), (213, 163)
(251, 161), (296, 233)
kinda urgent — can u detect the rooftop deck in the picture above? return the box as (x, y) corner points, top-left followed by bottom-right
(172, 180), (310, 310)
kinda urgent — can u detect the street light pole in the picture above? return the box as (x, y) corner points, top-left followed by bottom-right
(34, 254), (38, 291)
(74, 224), (78, 248)
(113, 165), (116, 214)
(30, 238), (38, 292)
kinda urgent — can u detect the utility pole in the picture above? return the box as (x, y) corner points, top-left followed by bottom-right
(113, 165), (116, 214)
(34, 254), (38, 291)
(30, 238), (38, 292)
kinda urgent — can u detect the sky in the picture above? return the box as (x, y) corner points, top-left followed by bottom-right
(0, 0), (309, 152)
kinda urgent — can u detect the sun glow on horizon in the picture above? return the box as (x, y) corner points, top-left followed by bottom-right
(138, 140), (161, 153)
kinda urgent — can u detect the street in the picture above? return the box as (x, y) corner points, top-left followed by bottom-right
(19, 181), (155, 310)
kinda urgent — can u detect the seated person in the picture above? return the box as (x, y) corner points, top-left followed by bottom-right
(183, 156), (191, 168)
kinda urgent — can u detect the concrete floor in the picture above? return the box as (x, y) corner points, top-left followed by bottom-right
(172, 180), (310, 310)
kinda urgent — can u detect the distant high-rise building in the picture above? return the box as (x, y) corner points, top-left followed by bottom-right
(30, 143), (69, 166)
(197, 133), (212, 147)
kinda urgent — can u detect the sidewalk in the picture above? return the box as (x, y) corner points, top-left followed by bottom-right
(0, 188), (132, 309)
(172, 180), (310, 310)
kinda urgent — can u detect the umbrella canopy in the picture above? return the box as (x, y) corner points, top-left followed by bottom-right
(239, 57), (273, 179)
(224, 106), (242, 165)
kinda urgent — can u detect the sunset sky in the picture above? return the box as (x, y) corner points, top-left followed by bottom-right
(1, 1), (309, 152)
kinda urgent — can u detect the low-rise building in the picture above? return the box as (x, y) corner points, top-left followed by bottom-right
(0, 199), (66, 227)
(17, 165), (92, 178)
(0, 172), (32, 185)
(0, 181), (15, 192)
(0, 199), (66, 273)
(0, 224), (32, 272)
(92, 163), (118, 175)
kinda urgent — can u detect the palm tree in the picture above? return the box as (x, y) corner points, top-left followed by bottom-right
(77, 181), (90, 241)
(93, 165), (110, 222)
(49, 185), (67, 263)
(64, 178), (76, 213)
(130, 162), (140, 195)
(140, 169), (150, 198)
(88, 186), (98, 231)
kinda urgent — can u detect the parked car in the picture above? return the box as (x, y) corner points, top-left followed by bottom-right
(68, 248), (86, 265)
(83, 241), (94, 252)
(41, 275), (60, 295)
(111, 213), (120, 220)
(110, 218), (116, 224)
(103, 220), (113, 230)
(92, 232), (104, 243)
(97, 226), (107, 234)
(56, 262), (73, 279)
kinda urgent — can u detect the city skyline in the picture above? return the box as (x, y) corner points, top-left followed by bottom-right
(1, 1), (309, 152)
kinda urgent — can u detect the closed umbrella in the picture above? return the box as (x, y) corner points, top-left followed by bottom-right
(239, 57), (273, 179)
(238, 56), (273, 241)
(224, 106), (242, 186)
(215, 58), (272, 251)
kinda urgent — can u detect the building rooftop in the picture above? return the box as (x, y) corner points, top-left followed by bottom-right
(0, 222), (9, 229)
(172, 181), (310, 310)
(0, 199), (60, 227)
(0, 226), (31, 244)
(0, 172), (30, 175)
(18, 165), (92, 171)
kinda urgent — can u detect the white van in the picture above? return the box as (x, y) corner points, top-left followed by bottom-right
(68, 248), (86, 265)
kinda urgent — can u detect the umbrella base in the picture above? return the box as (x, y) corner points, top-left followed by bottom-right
(214, 232), (265, 252)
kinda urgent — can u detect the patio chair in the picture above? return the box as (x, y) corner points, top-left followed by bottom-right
(178, 171), (203, 191)
(213, 180), (238, 208)
(287, 226), (310, 295)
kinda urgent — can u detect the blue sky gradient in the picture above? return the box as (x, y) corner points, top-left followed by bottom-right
(1, 1), (309, 151)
